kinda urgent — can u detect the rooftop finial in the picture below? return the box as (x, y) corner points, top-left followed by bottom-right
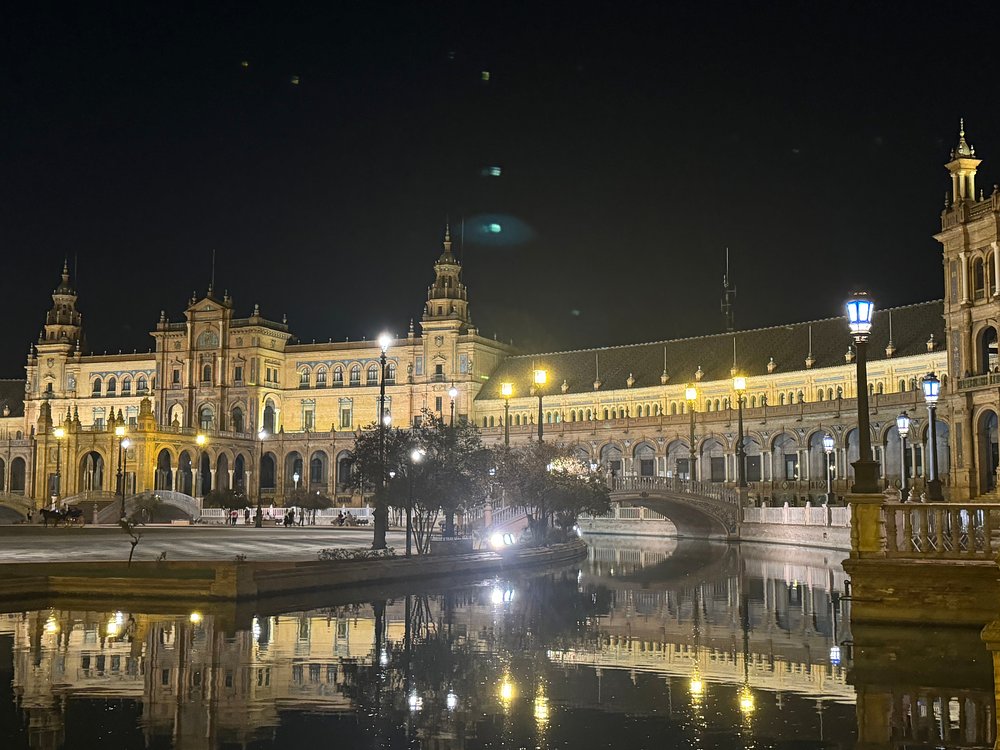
(952, 117), (975, 159)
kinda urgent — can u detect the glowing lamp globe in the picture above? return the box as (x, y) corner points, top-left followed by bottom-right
(533, 369), (547, 386)
(921, 373), (941, 404)
(846, 292), (875, 338)
(377, 332), (392, 353)
(685, 385), (698, 402)
(822, 433), (835, 453)
(896, 412), (911, 438)
(733, 375), (747, 393)
(500, 382), (513, 398)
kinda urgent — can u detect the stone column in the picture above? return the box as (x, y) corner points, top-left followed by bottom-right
(993, 241), (1000, 296)
(192, 469), (199, 497)
(979, 619), (1000, 746)
(848, 493), (886, 559)
(210, 468), (217, 490)
(960, 251), (971, 304)
(227, 469), (234, 489)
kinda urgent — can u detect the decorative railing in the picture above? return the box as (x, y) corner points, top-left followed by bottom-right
(610, 475), (740, 505)
(884, 502), (1000, 559)
(743, 503), (850, 528)
(957, 372), (1000, 391)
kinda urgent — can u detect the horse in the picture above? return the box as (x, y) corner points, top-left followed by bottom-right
(39, 508), (64, 527)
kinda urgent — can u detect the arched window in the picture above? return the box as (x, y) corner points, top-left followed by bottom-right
(107, 377), (117, 396)
(199, 405), (214, 430)
(603, 408), (609, 420)
(482, 417), (488, 427)
(366, 365), (379, 385)
(316, 368), (327, 386)
(489, 416), (495, 427)
(92, 378), (102, 396)
(988, 254), (996, 297)
(836, 386), (843, 399)
(137, 375), (148, 393)
(670, 402), (677, 415)
(333, 367), (344, 385)
(797, 390), (804, 403)
(299, 370), (310, 386)
(231, 406), (245, 433)
(876, 382), (884, 394)
(586, 409), (593, 420)
(514, 414), (521, 426)
(715, 399), (722, 411)
(750, 396), (757, 408)
(121, 377), (132, 395)
(386, 363), (397, 383)
(350, 365), (361, 385)
(868, 383), (875, 396)
(202, 364), (212, 383)
(899, 379), (906, 392)
(974, 259), (986, 300)
(817, 389), (824, 401)
(828, 388), (835, 400)
(779, 393), (785, 405)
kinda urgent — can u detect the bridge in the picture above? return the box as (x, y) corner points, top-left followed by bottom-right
(607, 476), (741, 539)
(93, 491), (202, 524)
(0, 492), (32, 522)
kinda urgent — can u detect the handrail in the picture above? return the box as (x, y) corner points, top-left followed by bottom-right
(610, 475), (740, 505)
(884, 502), (1000, 559)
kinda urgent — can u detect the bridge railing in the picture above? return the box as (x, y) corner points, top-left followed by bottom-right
(884, 502), (1000, 560)
(610, 476), (740, 505)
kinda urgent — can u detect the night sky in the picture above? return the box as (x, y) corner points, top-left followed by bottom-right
(2, 3), (999, 376)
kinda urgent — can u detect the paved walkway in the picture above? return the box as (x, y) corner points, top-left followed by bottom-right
(0, 526), (407, 563)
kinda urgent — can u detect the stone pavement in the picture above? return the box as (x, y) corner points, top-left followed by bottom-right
(0, 526), (407, 563)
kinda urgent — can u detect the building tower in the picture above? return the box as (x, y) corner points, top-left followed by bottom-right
(422, 224), (472, 332)
(934, 119), (1000, 498)
(30, 261), (84, 402)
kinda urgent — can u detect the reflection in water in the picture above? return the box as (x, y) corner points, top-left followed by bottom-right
(0, 537), (994, 748)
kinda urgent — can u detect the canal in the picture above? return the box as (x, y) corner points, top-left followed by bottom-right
(0, 536), (993, 748)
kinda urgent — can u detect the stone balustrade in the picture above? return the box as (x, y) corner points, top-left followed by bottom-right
(884, 502), (1000, 559)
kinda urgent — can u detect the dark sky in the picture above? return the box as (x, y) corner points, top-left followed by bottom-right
(2, 3), (999, 376)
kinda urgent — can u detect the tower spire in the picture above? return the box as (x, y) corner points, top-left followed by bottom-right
(721, 248), (736, 332)
(946, 118), (982, 203)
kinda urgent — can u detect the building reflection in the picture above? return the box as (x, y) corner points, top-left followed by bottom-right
(0, 540), (997, 749)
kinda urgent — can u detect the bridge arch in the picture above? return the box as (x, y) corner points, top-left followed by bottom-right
(609, 481), (738, 539)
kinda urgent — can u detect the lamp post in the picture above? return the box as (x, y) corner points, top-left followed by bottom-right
(115, 425), (127, 519)
(501, 382), (513, 447)
(533, 369), (547, 442)
(685, 385), (698, 482)
(195, 433), (206, 497)
(121, 437), (131, 505)
(448, 385), (458, 426)
(846, 292), (880, 493)
(822, 433), (835, 502)
(53, 426), (65, 507)
(922, 373), (944, 500)
(374, 332), (392, 550)
(255, 428), (266, 527)
(407, 447), (424, 557)
(896, 412), (911, 500)
(733, 376), (747, 492)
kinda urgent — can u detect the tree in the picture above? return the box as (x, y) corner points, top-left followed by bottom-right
(492, 443), (610, 542)
(349, 410), (491, 552)
(203, 488), (247, 510)
(286, 488), (334, 524)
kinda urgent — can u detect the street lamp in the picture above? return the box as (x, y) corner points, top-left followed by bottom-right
(121, 438), (131, 504)
(501, 382), (513, 446)
(533, 369), (547, 442)
(53, 426), (65, 506)
(293, 471), (300, 490)
(733, 376), (747, 493)
(448, 385), (458, 426)
(922, 373), (944, 500)
(374, 331), (392, 549)
(846, 292), (879, 493)
(822, 433), (835, 502)
(896, 412), (911, 501)
(255, 428), (266, 527)
(115, 425), (127, 519)
(406, 447), (424, 557)
(685, 385), (698, 482)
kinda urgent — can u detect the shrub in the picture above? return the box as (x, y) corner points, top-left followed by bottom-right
(317, 547), (396, 561)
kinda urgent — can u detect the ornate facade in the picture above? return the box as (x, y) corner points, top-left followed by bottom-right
(1, 124), (999, 511)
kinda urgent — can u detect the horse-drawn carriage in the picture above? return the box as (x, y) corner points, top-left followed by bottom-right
(39, 506), (85, 527)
